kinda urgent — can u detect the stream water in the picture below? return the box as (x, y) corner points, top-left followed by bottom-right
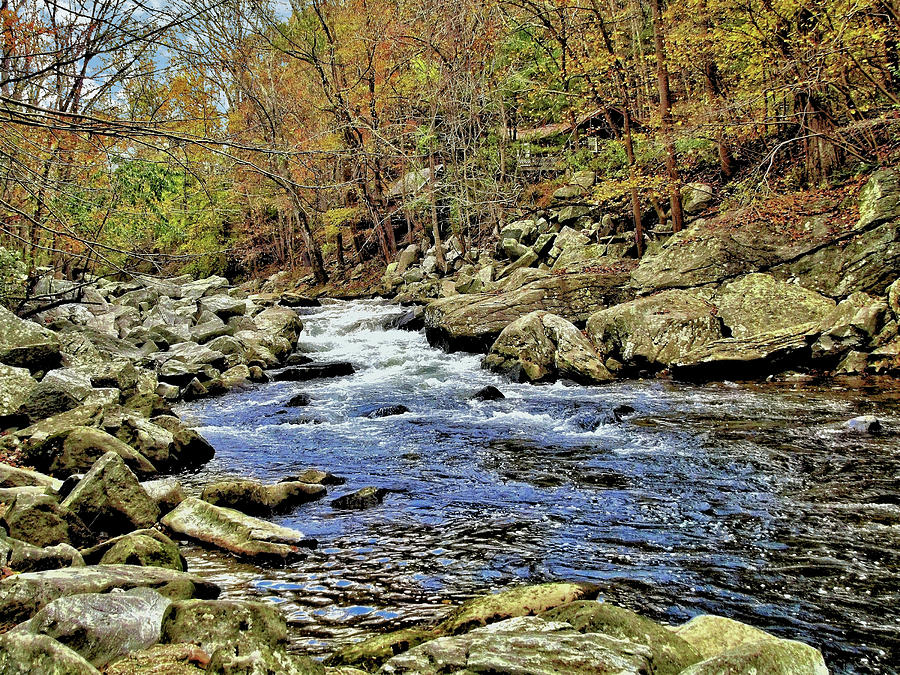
(176, 299), (900, 674)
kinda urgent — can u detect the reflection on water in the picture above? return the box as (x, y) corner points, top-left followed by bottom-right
(177, 299), (900, 674)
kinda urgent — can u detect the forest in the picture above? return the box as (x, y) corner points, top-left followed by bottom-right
(1, 0), (898, 301)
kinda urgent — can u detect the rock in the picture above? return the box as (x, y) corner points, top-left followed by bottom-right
(281, 469), (345, 485)
(844, 415), (882, 433)
(99, 532), (185, 571)
(484, 311), (611, 383)
(181, 276), (229, 299)
(286, 353), (314, 366)
(500, 219), (538, 244)
(501, 238), (529, 260)
(7, 539), (85, 573)
(403, 267), (424, 284)
(0, 632), (100, 674)
(672, 323), (819, 381)
(273, 362), (355, 381)
(105, 643), (209, 675)
(280, 292), (320, 308)
(253, 306), (304, 345)
(16, 379), (81, 422)
(25, 426), (157, 479)
(557, 204), (591, 223)
(148, 416), (215, 470)
(551, 243), (626, 272)
(1, 492), (91, 548)
(207, 643), (323, 675)
(190, 319), (233, 345)
(14, 587), (171, 668)
(682, 183), (714, 214)
(141, 478), (187, 514)
(587, 290), (724, 371)
(61, 452), (160, 536)
(541, 601), (701, 674)
(0, 306), (61, 370)
(496, 250), (539, 280)
(198, 295), (246, 319)
(436, 582), (599, 634)
(364, 404), (410, 418)
(0, 564), (219, 625)
(325, 628), (437, 671)
(713, 274), (835, 338)
(0, 364), (37, 420)
(160, 497), (316, 563)
(673, 615), (779, 660)
(425, 272), (633, 352)
(0, 461), (62, 490)
(812, 292), (888, 362)
(680, 639), (828, 674)
(471, 385), (505, 401)
(286, 393), (311, 407)
(331, 487), (388, 510)
(380, 616), (651, 675)
(200, 480), (325, 515)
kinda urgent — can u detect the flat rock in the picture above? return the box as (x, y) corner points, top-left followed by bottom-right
(0, 461), (62, 490)
(200, 479), (326, 515)
(273, 362), (355, 381)
(0, 306), (61, 370)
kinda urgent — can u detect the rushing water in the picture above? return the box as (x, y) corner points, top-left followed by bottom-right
(176, 299), (900, 674)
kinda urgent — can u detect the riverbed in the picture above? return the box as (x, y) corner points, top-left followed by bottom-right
(175, 299), (900, 674)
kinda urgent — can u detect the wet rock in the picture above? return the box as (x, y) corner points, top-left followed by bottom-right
(0, 364), (37, 420)
(425, 271), (633, 352)
(105, 643), (209, 675)
(13, 587), (171, 668)
(149, 415), (216, 469)
(141, 478), (187, 515)
(162, 599), (287, 652)
(436, 582), (600, 634)
(1, 492), (91, 548)
(273, 362), (356, 381)
(331, 487), (388, 510)
(326, 628), (437, 670)
(207, 644), (323, 675)
(7, 539), (84, 573)
(484, 311), (612, 383)
(0, 305), (61, 370)
(844, 415), (882, 433)
(680, 640), (828, 675)
(200, 479), (326, 515)
(672, 323), (818, 381)
(713, 274), (836, 339)
(541, 601), (701, 674)
(674, 615), (779, 660)
(160, 497), (316, 563)
(0, 564), (219, 625)
(286, 353), (314, 366)
(471, 385), (505, 401)
(253, 305), (304, 345)
(61, 452), (160, 536)
(0, 461), (62, 490)
(281, 292), (320, 308)
(365, 404), (410, 418)
(0, 632), (100, 675)
(380, 616), (651, 675)
(286, 393), (312, 407)
(281, 469), (345, 485)
(587, 290), (724, 371)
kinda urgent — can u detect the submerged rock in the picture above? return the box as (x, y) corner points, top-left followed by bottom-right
(364, 404), (410, 418)
(286, 392), (312, 407)
(281, 468), (346, 486)
(200, 479), (326, 515)
(331, 487), (388, 510)
(160, 497), (316, 563)
(273, 362), (355, 381)
(471, 385), (505, 401)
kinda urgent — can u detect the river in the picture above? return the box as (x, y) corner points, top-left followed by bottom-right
(175, 299), (900, 674)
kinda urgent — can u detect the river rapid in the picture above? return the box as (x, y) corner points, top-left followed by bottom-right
(175, 299), (900, 674)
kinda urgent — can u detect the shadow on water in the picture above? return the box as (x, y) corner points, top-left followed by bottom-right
(176, 299), (900, 674)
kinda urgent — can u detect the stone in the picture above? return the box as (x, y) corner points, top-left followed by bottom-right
(674, 615), (779, 660)
(105, 643), (209, 675)
(844, 415), (882, 433)
(207, 643), (323, 675)
(0, 305), (61, 370)
(1, 492), (91, 548)
(497, 250), (539, 280)
(273, 362), (355, 381)
(403, 267), (424, 284)
(713, 274), (835, 338)
(0, 632), (100, 675)
(181, 276), (229, 299)
(140, 478), (187, 515)
(281, 469), (345, 485)
(190, 319), (232, 344)
(396, 245), (420, 275)
(485, 311), (611, 383)
(25, 426), (157, 479)
(587, 290), (724, 371)
(381, 616), (651, 675)
(0, 564), (219, 625)
(501, 238), (530, 259)
(680, 639), (828, 674)
(364, 404), (410, 418)
(161, 497), (316, 563)
(253, 306), (304, 345)
(557, 204), (591, 223)
(326, 628), (437, 671)
(0, 364), (37, 419)
(682, 183), (715, 214)
(672, 323), (819, 381)
(99, 532), (185, 571)
(198, 295), (246, 319)
(471, 385), (505, 401)
(812, 292), (888, 362)
(541, 601), (701, 674)
(148, 416), (215, 470)
(0, 461), (62, 490)
(287, 393), (311, 407)
(425, 272), (633, 352)
(14, 587), (172, 668)
(436, 582), (599, 635)
(61, 452), (160, 536)
(7, 540), (85, 573)
(500, 219), (538, 244)
(200, 479), (325, 515)
(16, 380), (81, 422)
(331, 487), (388, 510)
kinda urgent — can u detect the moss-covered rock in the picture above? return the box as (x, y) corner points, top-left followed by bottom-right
(162, 599), (288, 654)
(0, 632), (99, 674)
(540, 601), (701, 674)
(201, 479), (326, 515)
(436, 582), (599, 635)
(679, 639), (828, 674)
(0, 306), (61, 371)
(673, 614), (779, 659)
(99, 531), (185, 571)
(0, 364), (37, 419)
(7, 538), (84, 573)
(325, 627), (438, 670)
(106, 643), (208, 675)
(1, 492), (91, 548)
(141, 477), (187, 515)
(331, 486), (388, 510)
(0, 461), (62, 490)
(207, 643), (324, 675)
(24, 426), (157, 479)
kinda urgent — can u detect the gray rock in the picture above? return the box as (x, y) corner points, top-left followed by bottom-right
(16, 380), (82, 422)
(201, 479), (326, 515)
(61, 452), (160, 536)
(0, 305), (61, 370)
(1, 492), (91, 548)
(14, 587), (172, 667)
(844, 415), (881, 433)
(0, 461), (63, 490)
(140, 477), (187, 515)
(485, 311), (611, 383)
(396, 245), (420, 274)
(253, 306), (303, 345)
(0, 364), (37, 418)
(682, 183), (714, 214)
(198, 295), (247, 319)
(161, 496), (316, 563)
(0, 632), (100, 674)
(496, 250), (539, 280)
(162, 599), (288, 654)
(7, 539), (85, 573)
(24, 426), (156, 479)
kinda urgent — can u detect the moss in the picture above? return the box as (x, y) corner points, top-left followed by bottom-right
(324, 627), (438, 671)
(100, 533), (184, 571)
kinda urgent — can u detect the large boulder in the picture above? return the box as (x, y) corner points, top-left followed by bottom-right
(141, 477), (187, 515)
(253, 305), (304, 345)
(13, 587), (172, 668)
(0, 306), (61, 370)
(23, 426), (156, 479)
(200, 479), (325, 515)
(160, 497), (316, 564)
(6, 538), (85, 573)
(425, 272), (633, 352)
(0, 632), (100, 674)
(15, 379), (82, 422)
(1, 492), (91, 548)
(0, 461), (62, 490)
(713, 274), (835, 338)
(380, 616), (652, 675)
(672, 323), (819, 381)
(88, 530), (185, 571)
(144, 415), (215, 470)
(812, 291), (889, 363)
(0, 364), (37, 421)
(587, 290), (724, 371)
(483, 311), (612, 383)
(198, 295), (247, 320)
(105, 643), (209, 675)
(0, 564), (219, 625)
(60, 452), (160, 536)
